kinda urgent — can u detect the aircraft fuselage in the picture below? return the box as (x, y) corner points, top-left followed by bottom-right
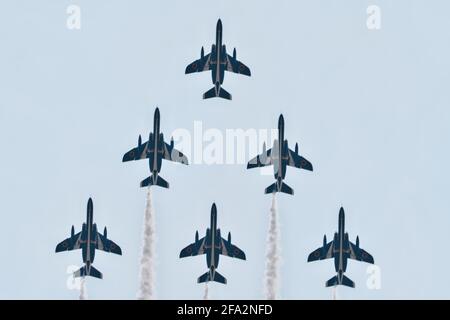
(210, 20), (226, 90)
(147, 108), (164, 179)
(332, 209), (351, 282)
(273, 115), (288, 188)
(80, 199), (97, 273)
(204, 205), (221, 280)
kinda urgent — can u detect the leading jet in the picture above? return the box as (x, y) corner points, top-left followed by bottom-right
(307, 207), (375, 288)
(247, 114), (313, 195)
(179, 203), (246, 284)
(55, 198), (122, 279)
(122, 107), (189, 188)
(185, 19), (251, 100)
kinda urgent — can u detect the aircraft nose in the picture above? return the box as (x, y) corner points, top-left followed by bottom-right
(278, 114), (284, 128)
(87, 198), (93, 214)
(339, 207), (345, 219)
(154, 107), (160, 118)
(217, 19), (222, 29)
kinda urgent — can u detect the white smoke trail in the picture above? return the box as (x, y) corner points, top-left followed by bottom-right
(79, 277), (87, 300)
(332, 286), (338, 300)
(264, 193), (280, 300)
(137, 187), (156, 299)
(203, 283), (209, 300)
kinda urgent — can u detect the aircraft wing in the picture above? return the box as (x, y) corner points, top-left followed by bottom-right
(55, 232), (82, 252)
(179, 237), (207, 258)
(185, 54), (211, 74)
(220, 238), (246, 260)
(163, 142), (189, 165)
(247, 148), (273, 169)
(96, 233), (122, 255)
(226, 55), (251, 76)
(307, 241), (334, 262)
(288, 149), (313, 171)
(349, 242), (374, 264)
(122, 143), (149, 162)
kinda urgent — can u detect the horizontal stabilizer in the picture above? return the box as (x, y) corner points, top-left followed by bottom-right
(197, 270), (227, 284)
(74, 265), (103, 279)
(140, 174), (169, 189)
(264, 182), (294, 195)
(203, 86), (232, 100)
(264, 182), (277, 194)
(325, 274), (354, 288)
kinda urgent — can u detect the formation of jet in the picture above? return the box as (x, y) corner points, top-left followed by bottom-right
(307, 207), (374, 288)
(247, 114), (313, 195)
(52, 19), (376, 291)
(122, 107), (189, 188)
(185, 19), (251, 100)
(55, 198), (122, 279)
(179, 203), (246, 284)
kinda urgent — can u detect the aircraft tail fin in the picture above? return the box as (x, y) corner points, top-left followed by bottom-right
(140, 174), (169, 189)
(74, 265), (103, 279)
(203, 86), (232, 100)
(264, 182), (294, 195)
(325, 274), (354, 288)
(197, 270), (227, 284)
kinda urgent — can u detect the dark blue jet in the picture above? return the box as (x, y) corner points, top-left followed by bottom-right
(179, 203), (246, 284)
(122, 107), (188, 188)
(55, 198), (122, 279)
(247, 114), (313, 195)
(185, 19), (251, 100)
(307, 207), (375, 288)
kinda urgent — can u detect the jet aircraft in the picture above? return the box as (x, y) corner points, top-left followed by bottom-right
(247, 114), (313, 195)
(185, 19), (251, 100)
(55, 198), (122, 279)
(179, 203), (246, 284)
(122, 107), (188, 188)
(307, 207), (375, 288)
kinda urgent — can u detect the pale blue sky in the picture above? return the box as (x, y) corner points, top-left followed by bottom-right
(0, 0), (449, 299)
